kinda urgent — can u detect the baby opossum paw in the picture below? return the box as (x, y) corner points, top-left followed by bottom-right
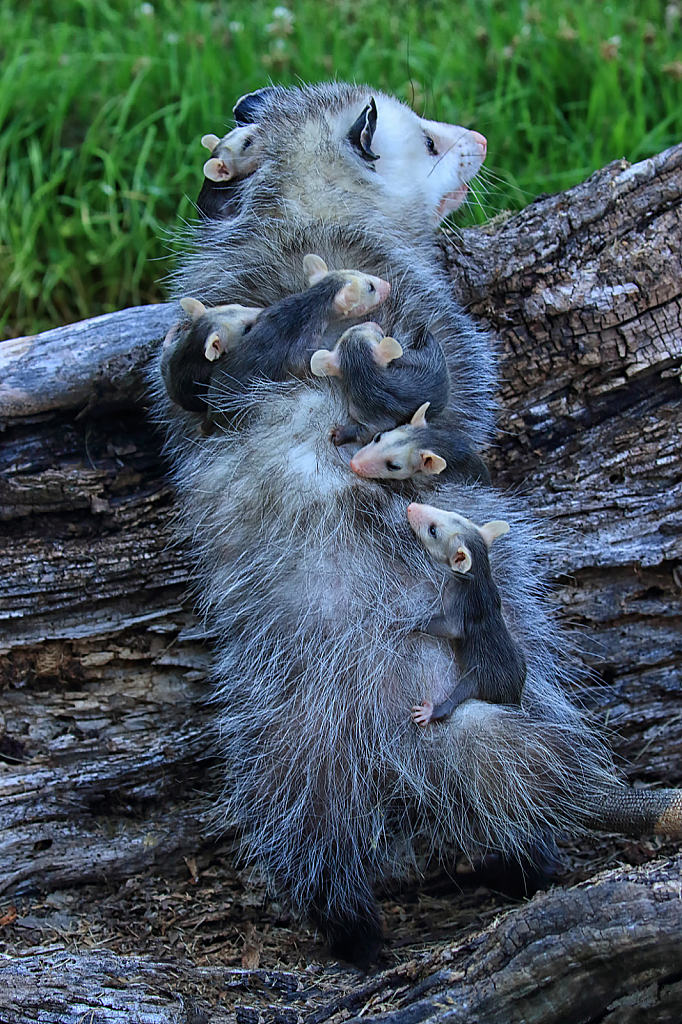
(411, 701), (434, 726)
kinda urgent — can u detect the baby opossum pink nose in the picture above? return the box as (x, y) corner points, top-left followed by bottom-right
(349, 455), (365, 476)
(375, 279), (391, 302)
(470, 131), (487, 157)
(406, 502), (422, 526)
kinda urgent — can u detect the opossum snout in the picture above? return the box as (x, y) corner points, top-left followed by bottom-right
(470, 130), (487, 158)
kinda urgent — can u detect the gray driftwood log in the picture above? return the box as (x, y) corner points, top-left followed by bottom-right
(1, 143), (681, 1021)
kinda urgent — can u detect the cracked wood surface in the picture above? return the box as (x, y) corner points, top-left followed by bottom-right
(0, 143), (681, 1020)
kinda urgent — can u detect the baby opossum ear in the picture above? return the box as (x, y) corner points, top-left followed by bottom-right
(419, 450), (447, 475)
(478, 520), (511, 549)
(310, 348), (341, 377)
(348, 98), (379, 163)
(203, 330), (225, 362)
(180, 297), (207, 320)
(333, 280), (363, 314)
(203, 157), (231, 182)
(303, 254), (329, 286)
(410, 402), (431, 427)
(373, 337), (403, 367)
(162, 322), (180, 350)
(450, 544), (473, 574)
(233, 86), (277, 125)
(201, 133), (221, 152)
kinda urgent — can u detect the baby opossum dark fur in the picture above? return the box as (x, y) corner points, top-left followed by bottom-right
(154, 82), (629, 966)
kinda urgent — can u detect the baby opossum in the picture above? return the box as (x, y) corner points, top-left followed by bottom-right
(161, 256), (389, 427)
(311, 323), (449, 444)
(160, 298), (261, 416)
(350, 401), (491, 485)
(155, 82), (682, 968)
(407, 503), (526, 721)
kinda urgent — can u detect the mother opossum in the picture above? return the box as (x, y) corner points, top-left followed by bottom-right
(154, 82), (682, 966)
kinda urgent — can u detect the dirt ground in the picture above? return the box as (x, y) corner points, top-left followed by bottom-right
(1, 833), (674, 1020)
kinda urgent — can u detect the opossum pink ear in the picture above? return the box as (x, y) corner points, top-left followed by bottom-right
(303, 254), (329, 287)
(333, 280), (363, 314)
(203, 157), (231, 182)
(450, 544), (473, 574)
(310, 348), (341, 377)
(419, 450), (447, 476)
(180, 297), (207, 320)
(478, 520), (510, 549)
(162, 322), (180, 350)
(410, 402), (430, 427)
(203, 331), (224, 362)
(374, 337), (403, 366)
(201, 133), (221, 152)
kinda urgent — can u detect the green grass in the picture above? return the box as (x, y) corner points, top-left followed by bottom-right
(2, 0), (682, 338)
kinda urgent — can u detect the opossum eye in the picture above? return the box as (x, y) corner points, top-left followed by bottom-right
(424, 134), (438, 156)
(428, 523), (438, 537)
(367, 282), (375, 293)
(242, 138), (252, 150)
(373, 433), (382, 444)
(243, 323), (253, 335)
(386, 460), (401, 472)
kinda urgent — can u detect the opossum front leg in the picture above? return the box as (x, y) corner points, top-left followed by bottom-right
(412, 674), (479, 726)
(417, 613), (462, 639)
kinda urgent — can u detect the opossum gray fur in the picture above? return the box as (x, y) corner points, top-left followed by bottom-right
(153, 82), (678, 966)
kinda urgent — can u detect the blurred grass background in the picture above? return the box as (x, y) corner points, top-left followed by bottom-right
(1, 0), (681, 339)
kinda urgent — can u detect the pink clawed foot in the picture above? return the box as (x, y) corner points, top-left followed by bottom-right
(411, 701), (434, 727)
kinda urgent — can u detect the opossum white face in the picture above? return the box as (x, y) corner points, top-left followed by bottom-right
(366, 99), (487, 222)
(407, 503), (509, 572)
(350, 401), (446, 479)
(201, 125), (262, 183)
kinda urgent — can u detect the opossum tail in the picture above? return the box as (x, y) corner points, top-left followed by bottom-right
(583, 786), (682, 836)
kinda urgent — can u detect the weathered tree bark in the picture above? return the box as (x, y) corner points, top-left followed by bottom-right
(1, 144), (681, 1021)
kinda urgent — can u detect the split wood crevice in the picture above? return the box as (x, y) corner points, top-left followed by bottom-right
(0, 144), (680, 1022)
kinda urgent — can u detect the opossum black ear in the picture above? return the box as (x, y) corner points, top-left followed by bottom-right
(201, 133), (221, 152)
(450, 544), (473, 574)
(303, 254), (329, 286)
(478, 520), (510, 549)
(348, 98), (379, 163)
(204, 331), (224, 362)
(180, 297), (207, 320)
(203, 157), (231, 182)
(419, 450), (447, 476)
(233, 87), (277, 125)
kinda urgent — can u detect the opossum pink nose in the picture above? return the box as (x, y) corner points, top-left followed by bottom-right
(376, 280), (391, 302)
(349, 456), (363, 475)
(470, 131), (487, 156)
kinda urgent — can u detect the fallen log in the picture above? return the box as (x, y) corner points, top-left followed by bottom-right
(0, 143), (680, 1021)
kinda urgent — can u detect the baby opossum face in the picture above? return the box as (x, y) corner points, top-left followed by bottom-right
(367, 96), (487, 223)
(407, 503), (509, 571)
(350, 402), (446, 480)
(179, 297), (263, 360)
(303, 254), (390, 317)
(200, 125), (262, 183)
